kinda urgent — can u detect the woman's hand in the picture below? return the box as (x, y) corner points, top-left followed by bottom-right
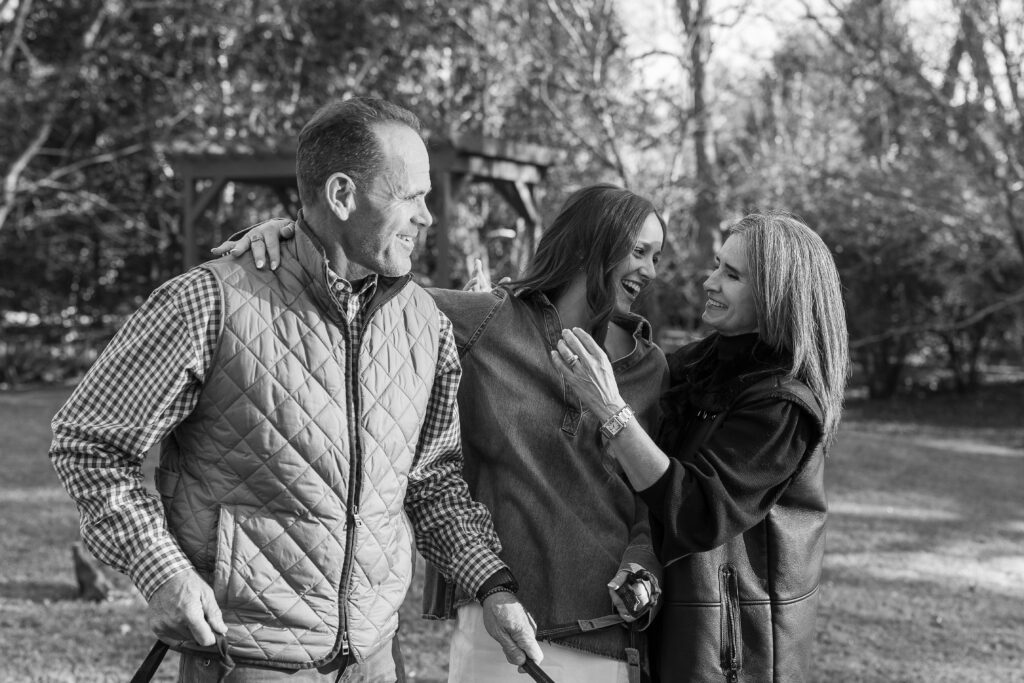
(210, 218), (294, 270)
(550, 327), (625, 421)
(464, 258), (492, 292)
(607, 563), (660, 623)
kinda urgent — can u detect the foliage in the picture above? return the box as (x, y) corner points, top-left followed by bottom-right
(714, 0), (1024, 396)
(1, 0), (1021, 393)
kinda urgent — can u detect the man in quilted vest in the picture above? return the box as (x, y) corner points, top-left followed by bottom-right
(49, 97), (542, 681)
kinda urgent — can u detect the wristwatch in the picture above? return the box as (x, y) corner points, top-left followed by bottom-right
(600, 404), (634, 439)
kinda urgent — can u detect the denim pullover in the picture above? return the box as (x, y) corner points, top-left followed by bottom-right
(423, 287), (668, 660)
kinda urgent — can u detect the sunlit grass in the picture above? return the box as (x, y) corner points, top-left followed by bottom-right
(2, 383), (1022, 681)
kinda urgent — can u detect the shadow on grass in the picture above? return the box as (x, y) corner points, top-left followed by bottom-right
(817, 402), (1024, 681)
(817, 570), (1024, 682)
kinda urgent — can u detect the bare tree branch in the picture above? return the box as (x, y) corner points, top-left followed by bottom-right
(0, 0), (32, 73)
(0, 112), (52, 230)
(0, 0), (122, 233)
(850, 287), (1024, 349)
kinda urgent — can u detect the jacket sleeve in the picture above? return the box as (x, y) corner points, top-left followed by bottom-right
(618, 493), (663, 628)
(427, 287), (506, 356)
(403, 311), (508, 596)
(638, 392), (816, 563)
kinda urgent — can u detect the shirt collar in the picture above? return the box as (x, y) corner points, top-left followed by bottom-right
(326, 268), (378, 322)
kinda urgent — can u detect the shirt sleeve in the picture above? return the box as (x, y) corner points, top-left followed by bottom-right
(638, 393), (815, 563)
(403, 310), (507, 596)
(49, 268), (221, 599)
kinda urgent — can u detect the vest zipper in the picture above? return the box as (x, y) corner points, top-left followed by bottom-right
(720, 564), (742, 681)
(336, 315), (365, 661)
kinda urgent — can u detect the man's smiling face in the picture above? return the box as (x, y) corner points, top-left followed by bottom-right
(341, 123), (432, 277)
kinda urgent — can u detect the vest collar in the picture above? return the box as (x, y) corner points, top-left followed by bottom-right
(292, 212), (413, 319)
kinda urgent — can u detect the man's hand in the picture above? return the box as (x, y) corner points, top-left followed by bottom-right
(210, 218), (294, 271)
(481, 591), (544, 667)
(147, 569), (227, 648)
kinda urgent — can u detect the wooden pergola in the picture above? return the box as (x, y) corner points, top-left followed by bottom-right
(168, 134), (559, 286)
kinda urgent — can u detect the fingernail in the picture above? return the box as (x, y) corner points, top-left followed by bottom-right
(270, 261), (278, 270)
(256, 260), (264, 269)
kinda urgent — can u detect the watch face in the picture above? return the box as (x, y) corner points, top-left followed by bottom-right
(601, 406), (632, 438)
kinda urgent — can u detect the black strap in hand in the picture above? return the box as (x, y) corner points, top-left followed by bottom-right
(522, 657), (556, 683)
(129, 640), (169, 683)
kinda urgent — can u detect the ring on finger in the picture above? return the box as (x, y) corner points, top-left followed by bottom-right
(566, 353), (580, 367)
(250, 234), (265, 243)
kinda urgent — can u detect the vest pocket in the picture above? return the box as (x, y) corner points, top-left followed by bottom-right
(213, 504), (345, 663)
(719, 564), (742, 681)
(154, 466), (180, 509)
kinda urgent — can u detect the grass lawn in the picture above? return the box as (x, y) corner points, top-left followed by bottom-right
(1, 383), (1022, 682)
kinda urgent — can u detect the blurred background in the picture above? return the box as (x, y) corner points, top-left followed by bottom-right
(1, 0), (1023, 680)
(2, 0), (1022, 394)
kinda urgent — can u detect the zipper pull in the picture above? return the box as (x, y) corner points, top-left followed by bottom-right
(353, 511), (363, 528)
(341, 630), (350, 656)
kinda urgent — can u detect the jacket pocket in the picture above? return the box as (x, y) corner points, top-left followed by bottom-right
(719, 563), (742, 681)
(213, 504), (346, 664)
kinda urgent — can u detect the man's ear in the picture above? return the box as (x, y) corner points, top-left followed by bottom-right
(324, 172), (356, 220)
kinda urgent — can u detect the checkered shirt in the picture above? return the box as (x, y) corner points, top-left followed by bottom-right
(50, 266), (506, 599)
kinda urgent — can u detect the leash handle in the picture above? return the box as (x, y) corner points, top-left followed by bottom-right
(129, 640), (169, 683)
(523, 657), (556, 683)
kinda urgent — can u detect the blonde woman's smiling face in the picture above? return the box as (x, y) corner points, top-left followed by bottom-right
(702, 234), (757, 336)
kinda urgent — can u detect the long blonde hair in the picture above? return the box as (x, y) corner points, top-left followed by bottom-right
(729, 212), (850, 447)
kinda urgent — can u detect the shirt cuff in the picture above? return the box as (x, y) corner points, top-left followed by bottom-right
(449, 545), (510, 598)
(475, 568), (518, 602)
(126, 536), (195, 600)
(636, 462), (674, 512)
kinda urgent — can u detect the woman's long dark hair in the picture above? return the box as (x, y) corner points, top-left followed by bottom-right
(510, 183), (665, 342)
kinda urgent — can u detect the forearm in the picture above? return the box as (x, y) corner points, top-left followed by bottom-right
(406, 315), (506, 595)
(602, 418), (673, 491)
(51, 409), (196, 598)
(621, 496), (658, 569)
(405, 460), (507, 595)
(48, 270), (217, 598)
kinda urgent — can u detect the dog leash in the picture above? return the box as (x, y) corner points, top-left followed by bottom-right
(523, 657), (556, 683)
(129, 640), (169, 683)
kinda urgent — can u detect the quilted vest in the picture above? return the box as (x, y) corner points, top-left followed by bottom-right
(156, 226), (440, 669)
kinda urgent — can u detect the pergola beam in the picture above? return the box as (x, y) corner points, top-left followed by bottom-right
(169, 135), (559, 285)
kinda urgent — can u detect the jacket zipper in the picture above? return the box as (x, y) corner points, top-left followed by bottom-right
(720, 564), (741, 681)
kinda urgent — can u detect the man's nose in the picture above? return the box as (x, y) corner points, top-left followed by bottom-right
(415, 198), (433, 229)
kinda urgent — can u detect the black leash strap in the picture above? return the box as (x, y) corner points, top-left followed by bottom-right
(523, 657), (556, 683)
(129, 640), (169, 683)
(536, 613), (645, 683)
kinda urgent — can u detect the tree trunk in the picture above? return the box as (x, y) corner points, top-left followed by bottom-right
(677, 0), (721, 264)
